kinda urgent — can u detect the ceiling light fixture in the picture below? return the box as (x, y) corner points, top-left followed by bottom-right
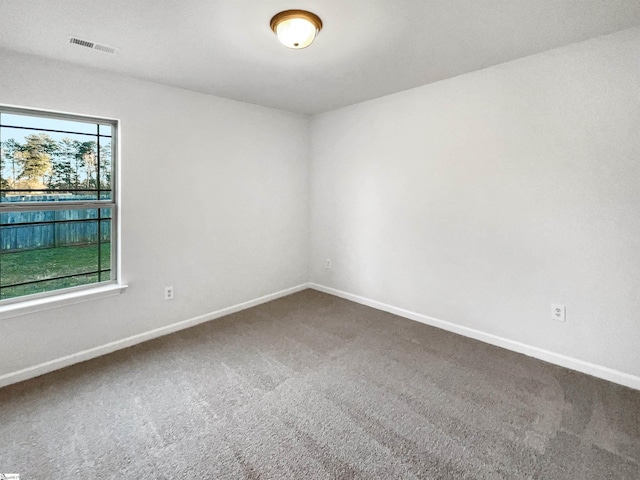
(270, 10), (323, 49)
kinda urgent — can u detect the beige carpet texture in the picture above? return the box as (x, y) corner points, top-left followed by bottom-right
(1, 289), (639, 479)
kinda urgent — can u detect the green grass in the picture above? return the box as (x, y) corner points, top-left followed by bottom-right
(0, 243), (111, 300)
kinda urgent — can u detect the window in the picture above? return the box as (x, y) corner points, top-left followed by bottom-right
(0, 106), (118, 304)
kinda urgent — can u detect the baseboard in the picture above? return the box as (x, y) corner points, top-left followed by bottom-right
(309, 283), (640, 391)
(0, 283), (311, 389)
(5, 282), (638, 391)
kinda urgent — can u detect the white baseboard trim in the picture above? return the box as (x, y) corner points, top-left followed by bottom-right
(0, 283), (311, 389)
(309, 283), (640, 391)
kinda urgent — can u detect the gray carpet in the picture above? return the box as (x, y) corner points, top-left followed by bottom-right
(1, 290), (639, 479)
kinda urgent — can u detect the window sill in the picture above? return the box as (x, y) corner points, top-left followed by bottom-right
(0, 283), (128, 320)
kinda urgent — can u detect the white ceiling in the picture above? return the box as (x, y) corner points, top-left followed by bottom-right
(1, 1), (639, 114)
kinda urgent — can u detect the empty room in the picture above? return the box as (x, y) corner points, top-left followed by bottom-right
(1, 1), (639, 478)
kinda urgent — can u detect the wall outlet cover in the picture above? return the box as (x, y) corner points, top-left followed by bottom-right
(164, 286), (174, 300)
(551, 304), (566, 322)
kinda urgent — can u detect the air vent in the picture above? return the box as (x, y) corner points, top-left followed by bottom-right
(69, 37), (94, 49)
(69, 36), (118, 54)
(93, 43), (117, 54)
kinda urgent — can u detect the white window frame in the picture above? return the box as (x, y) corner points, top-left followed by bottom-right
(0, 105), (125, 318)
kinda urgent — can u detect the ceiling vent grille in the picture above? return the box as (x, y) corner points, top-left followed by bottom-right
(93, 43), (117, 54)
(69, 36), (118, 54)
(69, 37), (94, 49)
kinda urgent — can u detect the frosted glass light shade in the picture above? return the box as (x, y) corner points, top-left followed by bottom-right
(270, 10), (322, 49)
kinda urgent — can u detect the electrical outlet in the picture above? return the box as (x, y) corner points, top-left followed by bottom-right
(325, 259), (331, 269)
(164, 286), (174, 301)
(551, 304), (565, 322)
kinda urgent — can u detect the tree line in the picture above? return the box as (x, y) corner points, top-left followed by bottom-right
(0, 133), (111, 194)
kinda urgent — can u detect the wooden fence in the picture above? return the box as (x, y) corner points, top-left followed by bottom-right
(0, 197), (111, 252)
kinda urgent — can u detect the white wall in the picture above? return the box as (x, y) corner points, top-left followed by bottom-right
(310, 28), (640, 379)
(0, 50), (310, 377)
(2, 28), (639, 387)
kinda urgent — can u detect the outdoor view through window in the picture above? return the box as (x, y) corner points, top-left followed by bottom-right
(0, 107), (117, 302)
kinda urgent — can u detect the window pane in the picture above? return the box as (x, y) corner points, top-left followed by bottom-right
(97, 136), (112, 197)
(1, 113), (99, 135)
(1, 126), (112, 202)
(0, 208), (112, 300)
(98, 124), (112, 136)
(99, 212), (113, 281)
(0, 274), (101, 300)
(1, 126), (98, 199)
